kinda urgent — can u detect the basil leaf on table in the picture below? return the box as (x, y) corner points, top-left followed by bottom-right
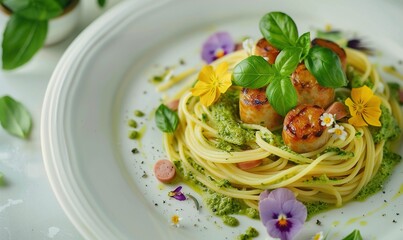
(304, 46), (348, 88)
(155, 104), (179, 133)
(97, 0), (106, 7)
(0, 172), (4, 186)
(259, 11), (298, 50)
(0, 96), (32, 139)
(341, 229), (363, 240)
(2, 15), (47, 70)
(266, 77), (297, 116)
(2, 0), (63, 20)
(274, 46), (302, 77)
(232, 56), (276, 88)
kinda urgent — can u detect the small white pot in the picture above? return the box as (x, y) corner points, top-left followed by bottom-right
(46, 0), (81, 45)
(0, 0), (81, 46)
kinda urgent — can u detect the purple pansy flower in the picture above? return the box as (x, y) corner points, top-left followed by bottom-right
(168, 186), (186, 201)
(201, 32), (235, 63)
(259, 188), (307, 240)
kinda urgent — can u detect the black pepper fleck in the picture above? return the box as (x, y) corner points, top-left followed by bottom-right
(316, 219), (322, 226)
(131, 148), (139, 154)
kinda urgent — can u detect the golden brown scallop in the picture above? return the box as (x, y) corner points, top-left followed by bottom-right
(282, 104), (330, 153)
(239, 87), (283, 130)
(254, 38), (280, 64)
(291, 63), (335, 109)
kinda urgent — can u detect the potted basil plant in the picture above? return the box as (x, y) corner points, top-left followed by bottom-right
(0, 0), (106, 70)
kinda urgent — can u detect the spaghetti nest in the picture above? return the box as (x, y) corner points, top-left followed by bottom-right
(162, 49), (402, 210)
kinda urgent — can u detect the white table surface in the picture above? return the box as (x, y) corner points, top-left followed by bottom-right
(0, 0), (122, 239)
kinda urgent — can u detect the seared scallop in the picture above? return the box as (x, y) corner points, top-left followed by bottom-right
(239, 87), (283, 130)
(282, 104), (330, 153)
(291, 63), (335, 109)
(254, 38), (280, 64)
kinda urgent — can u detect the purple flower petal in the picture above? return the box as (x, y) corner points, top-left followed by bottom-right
(201, 32), (235, 63)
(168, 186), (186, 201)
(259, 190), (270, 201)
(259, 198), (283, 225)
(269, 188), (296, 203)
(265, 218), (304, 240)
(173, 186), (182, 193)
(172, 193), (186, 201)
(281, 199), (307, 222)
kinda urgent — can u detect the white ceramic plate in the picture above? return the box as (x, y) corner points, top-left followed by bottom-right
(41, 0), (403, 239)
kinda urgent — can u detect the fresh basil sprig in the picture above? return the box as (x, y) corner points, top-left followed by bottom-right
(232, 11), (347, 116)
(0, 96), (32, 139)
(155, 104), (179, 133)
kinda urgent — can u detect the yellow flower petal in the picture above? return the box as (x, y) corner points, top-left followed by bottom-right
(345, 98), (356, 116)
(362, 110), (381, 126)
(191, 81), (211, 96)
(198, 65), (214, 83)
(215, 62), (229, 77)
(362, 96), (382, 126)
(218, 74), (232, 93)
(351, 85), (373, 105)
(200, 87), (218, 107)
(348, 114), (367, 127)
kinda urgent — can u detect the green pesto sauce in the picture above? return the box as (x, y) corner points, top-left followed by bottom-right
(222, 215), (239, 227)
(205, 192), (242, 216)
(237, 227), (259, 240)
(304, 201), (330, 220)
(210, 90), (255, 147)
(369, 105), (401, 144)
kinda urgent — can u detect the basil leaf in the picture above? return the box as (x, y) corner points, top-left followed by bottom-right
(0, 172), (4, 186)
(232, 55), (276, 88)
(274, 46), (302, 77)
(155, 104), (179, 133)
(341, 229), (363, 240)
(304, 46), (348, 88)
(2, 15), (47, 70)
(259, 12), (298, 50)
(0, 96), (32, 138)
(297, 32), (311, 60)
(266, 77), (297, 116)
(2, 0), (63, 20)
(97, 0), (106, 7)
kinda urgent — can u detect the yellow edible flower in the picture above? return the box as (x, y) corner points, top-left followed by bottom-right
(191, 62), (232, 107)
(345, 85), (381, 127)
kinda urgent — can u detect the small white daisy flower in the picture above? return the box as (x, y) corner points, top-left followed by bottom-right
(328, 124), (347, 141)
(320, 113), (335, 127)
(312, 231), (324, 240)
(242, 38), (255, 56)
(170, 212), (182, 227)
